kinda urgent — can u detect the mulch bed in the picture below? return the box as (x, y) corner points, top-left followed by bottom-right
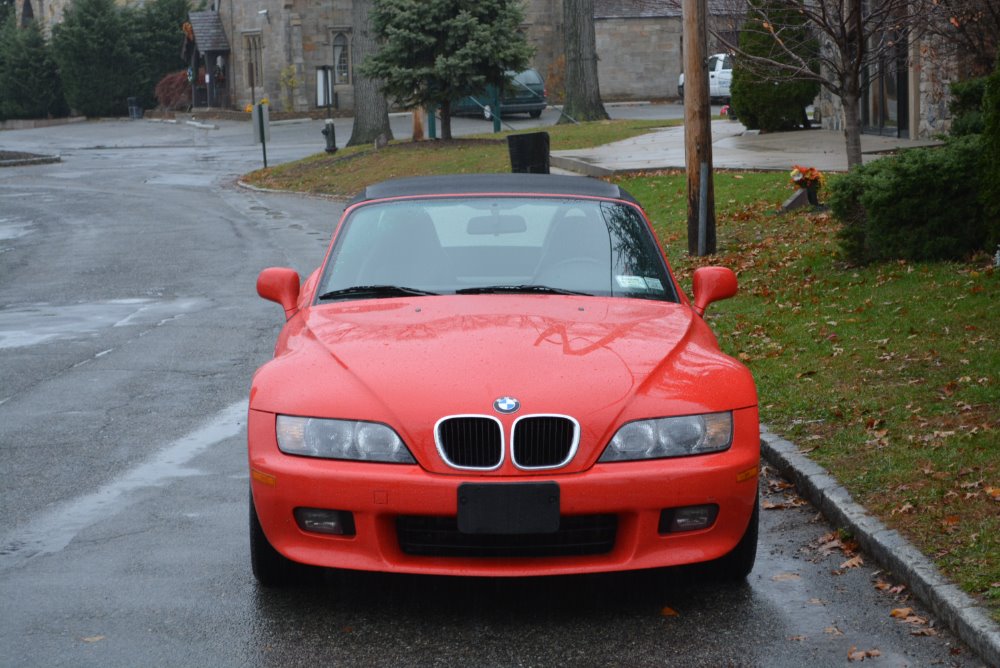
(0, 151), (42, 160)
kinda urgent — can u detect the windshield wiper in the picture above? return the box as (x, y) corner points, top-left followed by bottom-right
(317, 285), (440, 301)
(455, 284), (593, 296)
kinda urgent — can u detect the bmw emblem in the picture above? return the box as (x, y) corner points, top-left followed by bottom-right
(493, 396), (520, 414)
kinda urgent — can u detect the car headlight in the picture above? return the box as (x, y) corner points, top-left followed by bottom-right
(276, 415), (415, 463)
(598, 412), (733, 462)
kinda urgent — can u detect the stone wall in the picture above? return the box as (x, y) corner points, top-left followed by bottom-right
(595, 17), (681, 100)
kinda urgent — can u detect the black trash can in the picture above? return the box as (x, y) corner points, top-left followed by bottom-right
(127, 97), (143, 120)
(507, 132), (550, 174)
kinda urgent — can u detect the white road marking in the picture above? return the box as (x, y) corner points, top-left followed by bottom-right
(0, 400), (247, 570)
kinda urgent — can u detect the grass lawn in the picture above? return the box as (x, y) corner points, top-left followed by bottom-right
(241, 118), (679, 197)
(619, 171), (998, 620)
(243, 122), (999, 620)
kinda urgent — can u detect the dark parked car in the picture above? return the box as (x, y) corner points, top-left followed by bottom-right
(453, 69), (548, 119)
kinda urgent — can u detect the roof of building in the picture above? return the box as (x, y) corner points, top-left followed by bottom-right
(188, 11), (230, 53)
(594, 0), (739, 18)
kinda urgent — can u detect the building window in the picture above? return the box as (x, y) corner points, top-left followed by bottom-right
(333, 32), (350, 84)
(243, 32), (264, 88)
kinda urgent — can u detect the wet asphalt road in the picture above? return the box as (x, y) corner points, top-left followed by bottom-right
(0, 109), (985, 666)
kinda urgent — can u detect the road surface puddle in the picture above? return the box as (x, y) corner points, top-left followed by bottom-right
(0, 298), (207, 349)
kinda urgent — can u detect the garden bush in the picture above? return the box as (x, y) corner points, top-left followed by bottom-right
(155, 70), (191, 110)
(981, 54), (1000, 247)
(731, 0), (819, 132)
(829, 136), (993, 263)
(948, 77), (986, 136)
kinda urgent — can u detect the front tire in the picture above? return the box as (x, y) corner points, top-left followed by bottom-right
(707, 492), (758, 581)
(529, 109), (542, 119)
(250, 488), (299, 587)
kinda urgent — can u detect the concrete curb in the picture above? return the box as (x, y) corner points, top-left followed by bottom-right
(761, 426), (1000, 667)
(548, 155), (615, 178)
(0, 154), (61, 167)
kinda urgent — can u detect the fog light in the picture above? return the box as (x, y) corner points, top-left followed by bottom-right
(294, 508), (356, 536)
(658, 504), (719, 534)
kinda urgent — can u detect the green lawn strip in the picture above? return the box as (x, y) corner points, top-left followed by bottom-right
(618, 170), (999, 620)
(242, 118), (680, 197)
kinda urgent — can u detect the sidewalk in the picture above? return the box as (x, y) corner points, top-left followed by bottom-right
(551, 119), (942, 176)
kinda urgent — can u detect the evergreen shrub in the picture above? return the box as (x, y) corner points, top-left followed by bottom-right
(981, 54), (1000, 250)
(730, 0), (819, 132)
(829, 136), (993, 263)
(949, 77), (986, 136)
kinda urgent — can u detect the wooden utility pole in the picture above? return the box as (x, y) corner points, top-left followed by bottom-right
(682, 0), (716, 256)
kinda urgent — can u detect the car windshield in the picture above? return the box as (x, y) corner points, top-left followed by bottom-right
(317, 197), (678, 302)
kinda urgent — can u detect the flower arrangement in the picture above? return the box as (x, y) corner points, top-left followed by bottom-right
(245, 98), (269, 114)
(790, 165), (824, 190)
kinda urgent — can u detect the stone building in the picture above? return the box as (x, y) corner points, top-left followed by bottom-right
(15, 0), (963, 139)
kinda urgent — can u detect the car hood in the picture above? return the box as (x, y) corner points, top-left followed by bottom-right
(251, 295), (756, 472)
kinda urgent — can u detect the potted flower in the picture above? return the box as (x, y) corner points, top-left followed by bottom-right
(790, 165), (824, 206)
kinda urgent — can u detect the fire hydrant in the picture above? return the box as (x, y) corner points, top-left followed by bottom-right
(321, 119), (337, 153)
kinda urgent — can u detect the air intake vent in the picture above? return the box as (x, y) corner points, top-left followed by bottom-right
(436, 416), (503, 469)
(512, 416), (578, 469)
(397, 514), (617, 557)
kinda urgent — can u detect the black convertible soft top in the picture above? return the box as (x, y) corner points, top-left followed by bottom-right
(350, 173), (638, 206)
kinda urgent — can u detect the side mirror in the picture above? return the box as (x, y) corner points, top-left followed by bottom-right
(257, 267), (301, 320)
(691, 266), (737, 316)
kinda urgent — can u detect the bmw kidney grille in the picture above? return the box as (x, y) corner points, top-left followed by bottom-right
(435, 415), (578, 470)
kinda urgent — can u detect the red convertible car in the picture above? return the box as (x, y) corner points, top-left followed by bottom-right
(249, 174), (759, 586)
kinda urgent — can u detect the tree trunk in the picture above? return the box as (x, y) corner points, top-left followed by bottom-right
(559, 0), (609, 123)
(440, 99), (453, 140)
(347, 0), (393, 147)
(841, 80), (864, 169)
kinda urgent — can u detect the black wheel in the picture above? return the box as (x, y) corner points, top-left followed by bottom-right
(249, 488), (300, 587)
(677, 84), (684, 100)
(529, 109), (542, 119)
(706, 492), (758, 581)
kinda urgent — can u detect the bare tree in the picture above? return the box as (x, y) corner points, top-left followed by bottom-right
(912, 0), (999, 76)
(347, 0), (393, 147)
(559, 0), (609, 123)
(713, 0), (920, 168)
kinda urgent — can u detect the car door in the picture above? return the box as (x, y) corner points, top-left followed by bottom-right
(717, 55), (733, 100)
(708, 55), (723, 97)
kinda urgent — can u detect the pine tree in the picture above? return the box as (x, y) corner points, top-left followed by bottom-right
(0, 14), (66, 121)
(126, 0), (190, 109)
(362, 0), (533, 140)
(52, 0), (133, 117)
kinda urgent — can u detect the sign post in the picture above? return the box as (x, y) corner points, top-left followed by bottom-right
(252, 103), (270, 168)
(316, 66), (337, 153)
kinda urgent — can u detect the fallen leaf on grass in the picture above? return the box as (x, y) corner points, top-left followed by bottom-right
(890, 502), (914, 515)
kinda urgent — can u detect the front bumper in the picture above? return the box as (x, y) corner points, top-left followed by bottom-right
(248, 407), (759, 577)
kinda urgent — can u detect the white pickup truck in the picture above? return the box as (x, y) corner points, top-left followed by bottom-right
(677, 53), (733, 101)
